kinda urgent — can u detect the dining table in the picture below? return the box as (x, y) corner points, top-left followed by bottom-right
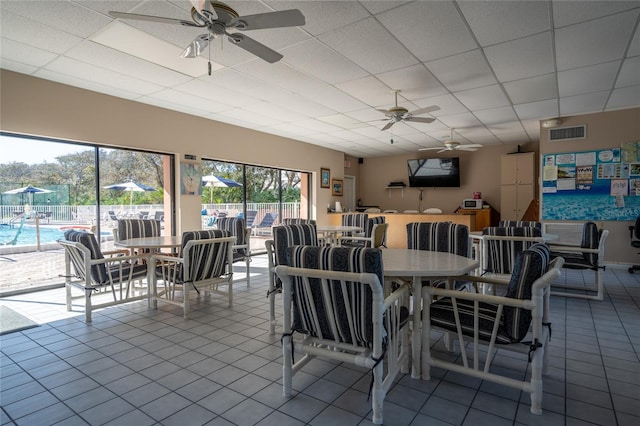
(382, 248), (479, 379)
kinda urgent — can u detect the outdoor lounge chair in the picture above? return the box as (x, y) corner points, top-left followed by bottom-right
(153, 230), (235, 318)
(253, 212), (278, 235)
(58, 230), (148, 322)
(276, 245), (410, 425)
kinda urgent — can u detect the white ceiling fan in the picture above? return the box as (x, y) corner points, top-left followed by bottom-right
(419, 128), (483, 153)
(376, 90), (440, 131)
(109, 0), (305, 74)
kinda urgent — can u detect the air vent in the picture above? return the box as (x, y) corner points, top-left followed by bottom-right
(549, 125), (586, 141)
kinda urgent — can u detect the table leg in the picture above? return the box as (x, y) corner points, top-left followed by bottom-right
(412, 275), (421, 379)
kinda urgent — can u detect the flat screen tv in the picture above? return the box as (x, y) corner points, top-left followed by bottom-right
(407, 157), (460, 188)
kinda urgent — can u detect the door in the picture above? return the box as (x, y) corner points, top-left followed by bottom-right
(343, 175), (356, 212)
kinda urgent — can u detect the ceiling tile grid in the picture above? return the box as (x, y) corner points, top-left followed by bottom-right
(0, 0), (638, 157)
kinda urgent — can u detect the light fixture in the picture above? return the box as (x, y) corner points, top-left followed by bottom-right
(541, 118), (563, 128)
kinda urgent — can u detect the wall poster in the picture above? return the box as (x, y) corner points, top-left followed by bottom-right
(542, 144), (640, 221)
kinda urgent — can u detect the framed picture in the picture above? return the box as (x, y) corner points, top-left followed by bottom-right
(332, 179), (343, 196)
(321, 168), (330, 188)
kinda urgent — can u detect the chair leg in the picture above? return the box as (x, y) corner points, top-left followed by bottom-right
(66, 283), (72, 311)
(183, 283), (190, 319)
(371, 362), (384, 424)
(529, 345), (544, 415)
(282, 334), (293, 397)
(84, 288), (92, 322)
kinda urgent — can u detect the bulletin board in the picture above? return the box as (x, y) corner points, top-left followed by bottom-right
(542, 142), (640, 221)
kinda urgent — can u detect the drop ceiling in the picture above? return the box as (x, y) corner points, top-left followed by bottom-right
(1, 0), (639, 157)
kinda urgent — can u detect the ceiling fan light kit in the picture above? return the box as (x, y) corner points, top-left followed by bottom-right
(109, 0), (305, 74)
(541, 118), (563, 128)
(419, 128), (483, 153)
(376, 90), (439, 131)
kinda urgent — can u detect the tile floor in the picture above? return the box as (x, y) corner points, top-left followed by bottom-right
(1, 256), (639, 426)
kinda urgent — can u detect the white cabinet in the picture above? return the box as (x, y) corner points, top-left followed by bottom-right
(500, 152), (535, 221)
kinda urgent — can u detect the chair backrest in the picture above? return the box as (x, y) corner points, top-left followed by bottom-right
(273, 224), (319, 268)
(216, 217), (248, 256)
(61, 230), (107, 283)
(503, 243), (550, 342)
(423, 208), (443, 214)
(286, 245), (383, 345)
(580, 221), (603, 266)
(365, 216), (385, 238)
(117, 219), (161, 241)
(364, 207), (381, 213)
(482, 226), (543, 274)
(371, 223), (389, 248)
(341, 213), (368, 237)
(282, 218), (317, 225)
(498, 220), (542, 230)
(406, 222), (469, 257)
(180, 230), (233, 283)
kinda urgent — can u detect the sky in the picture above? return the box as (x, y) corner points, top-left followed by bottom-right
(1, 134), (89, 165)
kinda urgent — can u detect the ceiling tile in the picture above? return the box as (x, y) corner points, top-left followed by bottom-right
(555, 10), (639, 71)
(0, 9), (83, 54)
(218, 107), (280, 127)
(485, 32), (554, 82)
(426, 49), (497, 92)
(503, 73), (558, 104)
(472, 106), (519, 125)
(455, 84), (510, 110)
(616, 56), (640, 88)
(176, 79), (262, 108)
(559, 91), (608, 115)
(458, 0), (550, 46)
(415, 94), (469, 117)
(377, 1), (478, 62)
(437, 112), (482, 130)
(514, 99), (559, 120)
(553, 0), (639, 27)
(606, 85), (640, 110)
(628, 25), (640, 56)
(0, 58), (38, 75)
(0, 37), (58, 68)
(316, 114), (367, 130)
(320, 17), (417, 74)
(336, 76), (399, 108)
(266, 1), (370, 36)
(376, 64), (448, 100)
(280, 39), (368, 84)
(34, 68), (141, 101)
(558, 61), (620, 97)
(360, 1), (411, 15)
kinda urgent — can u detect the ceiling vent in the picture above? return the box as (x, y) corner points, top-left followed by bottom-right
(549, 125), (586, 141)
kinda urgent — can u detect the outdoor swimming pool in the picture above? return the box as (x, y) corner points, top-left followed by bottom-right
(0, 225), (110, 246)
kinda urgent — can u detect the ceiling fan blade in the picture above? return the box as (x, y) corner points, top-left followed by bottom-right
(404, 116), (436, 124)
(230, 9), (305, 31)
(418, 147), (443, 151)
(463, 143), (483, 148)
(181, 34), (210, 58)
(227, 33), (283, 63)
(437, 148), (449, 153)
(457, 146), (479, 151)
(381, 121), (395, 131)
(409, 105), (440, 116)
(108, 11), (197, 27)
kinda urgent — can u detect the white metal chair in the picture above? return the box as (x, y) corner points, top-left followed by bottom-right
(339, 222), (388, 248)
(548, 221), (608, 300)
(152, 230), (235, 318)
(58, 230), (147, 322)
(422, 244), (563, 415)
(277, 245), (410, 425)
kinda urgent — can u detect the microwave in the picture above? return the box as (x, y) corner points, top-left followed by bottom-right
(462, 199), (483, 209)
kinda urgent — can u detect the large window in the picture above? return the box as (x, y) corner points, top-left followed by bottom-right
(201, 159), (311, 253)
(0, 133), (174, 294)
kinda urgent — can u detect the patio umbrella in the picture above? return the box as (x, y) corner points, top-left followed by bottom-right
(103, 180), (156, 205)
(3, 184), (54, 205)
(202, 175), (242, 204)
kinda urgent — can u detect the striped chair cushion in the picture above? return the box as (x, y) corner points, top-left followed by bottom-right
(406, 222), (469, 289)
(286, 245), (383, 346)
(281, 218), (317, 225)
(180, 230), (230, 283)
(117, 219), (161, 254)
(64, 230), (107, 283)
(482, 226), (542, 274)
(63, 230), (147, 285)
(430, 243), (550, 344)
(216, 217), (248, 260)
(272, 224), (319, 291)
(498, 220), (542, 230)
(341, 213), (368, 237)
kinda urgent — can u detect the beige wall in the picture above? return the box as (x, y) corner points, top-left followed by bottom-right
(354, 142), (537, 214)
(539, 107), (640, 265)
(0, 70), (345, 232)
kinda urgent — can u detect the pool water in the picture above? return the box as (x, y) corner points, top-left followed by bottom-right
(0, 225), (109, 246)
